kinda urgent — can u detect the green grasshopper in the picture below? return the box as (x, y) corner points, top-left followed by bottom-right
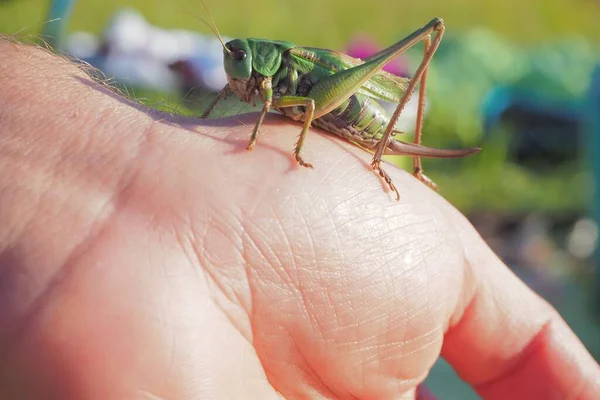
(200, 5), (480, 200)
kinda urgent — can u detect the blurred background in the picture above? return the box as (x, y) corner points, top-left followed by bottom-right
(1, 0), (599, 397)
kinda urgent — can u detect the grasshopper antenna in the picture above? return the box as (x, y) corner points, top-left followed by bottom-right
(198, 0), (231, 55)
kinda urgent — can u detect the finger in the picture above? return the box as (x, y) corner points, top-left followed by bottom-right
(442, 212), (600, 399)
(416, 384), (438, 400)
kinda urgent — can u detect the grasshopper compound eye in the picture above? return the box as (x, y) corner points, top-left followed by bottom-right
(234, 49), (247, 61)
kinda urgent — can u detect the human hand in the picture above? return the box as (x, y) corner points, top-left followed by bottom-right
(1, 39), (598, 399)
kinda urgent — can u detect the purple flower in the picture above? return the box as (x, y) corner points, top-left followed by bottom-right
(346, 34), (410, 77)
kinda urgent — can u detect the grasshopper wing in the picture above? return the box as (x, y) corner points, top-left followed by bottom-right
(289, 47), (409, 103)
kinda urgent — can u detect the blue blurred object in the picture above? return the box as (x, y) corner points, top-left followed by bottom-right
(42, 0), (76, 50)
(41, 0), (228, 93)
(482, 85), (582, 137)
(585, 64), (600, 311)
(482, 84), (584, 168)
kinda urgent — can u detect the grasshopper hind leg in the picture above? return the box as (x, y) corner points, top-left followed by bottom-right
(412, 165), (438, 190)
(370, 18), (445, 200)
(411, 35), (438, 191)
(372, 161), (400, 201)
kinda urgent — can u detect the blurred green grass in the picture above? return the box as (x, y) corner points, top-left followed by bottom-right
(2, 0), (599, 47)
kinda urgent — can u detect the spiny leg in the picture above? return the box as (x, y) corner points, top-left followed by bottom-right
(200, 85), (230, 119)
(371, 18), (445, 199)
(247, 99), (272, 150)
(413, 39), (428, 148)
(375, 165), (400, 201)
(412, 35), (438, 190)
(272, 96), (316, 168)
(247, 78), (273, 151)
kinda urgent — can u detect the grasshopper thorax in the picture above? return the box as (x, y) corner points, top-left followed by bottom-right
(227, 73), (262, 104)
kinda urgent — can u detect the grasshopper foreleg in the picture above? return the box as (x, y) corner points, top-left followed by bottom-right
(247, 78), (316, 168)
(247, 78), (273, 151)
(201, 85), (230, 119)
(247, 98), (272, 151)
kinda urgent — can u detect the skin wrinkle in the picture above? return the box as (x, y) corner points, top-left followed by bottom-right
(295, 203), (329, 335)
(337, 213), (386, 240)
(429, 288), (451, 326)
(1, 194), (116, 358)
(135, 390), (169, 400)
(474, 319), (555, 391)
(446, 244), (479, 331)
(327, 188), (365, 212)
(242, 216), (298, 291)
(394, 335), (441, 363)
(442, 241), (566, 387)
(359, 327), (439, 385)
(264, 204), (299, 283)
(321, 280), (342, 336)
(322, 162), (368, 201)
(232, 259), (256, 336)
(352, 232), (444, 387)
(0, 166), (48, 254)
(476, 315), (599, 399)
(405, 297), (438, 334)
(239, 213), (317, 396)
(382, 240), (426, 282)
(441, 271), (481, 342)
(417, 263), (435, 335)
(320, 206), (346, 266)
(406, 246), (439, 290)
(187, 230), (247, 341)
(292, 271), (325, 349)
(402, 210), (431, 244)
(1, 114), (49, 167)
(286, 330), (341, 399)
(311, 150), (352, 195)
(0, 128), (76, 256)
(0, 128), (149, 361)
(246, 201), (353, 397)
(340, 284), (422, 394)
(415, 218), (464, 326)
(271, 203), (299, 245)
(329, 192), (376, 219)
(323, 290), (357, 338)
(170, 201), (256, 342)
(378, 328), (441, 363)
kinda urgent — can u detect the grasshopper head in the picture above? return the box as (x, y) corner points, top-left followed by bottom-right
(223, 39), (252, 80)
(223, 39), (256, 102)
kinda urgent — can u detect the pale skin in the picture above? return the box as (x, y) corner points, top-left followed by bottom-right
(0, 39), (599, 399)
